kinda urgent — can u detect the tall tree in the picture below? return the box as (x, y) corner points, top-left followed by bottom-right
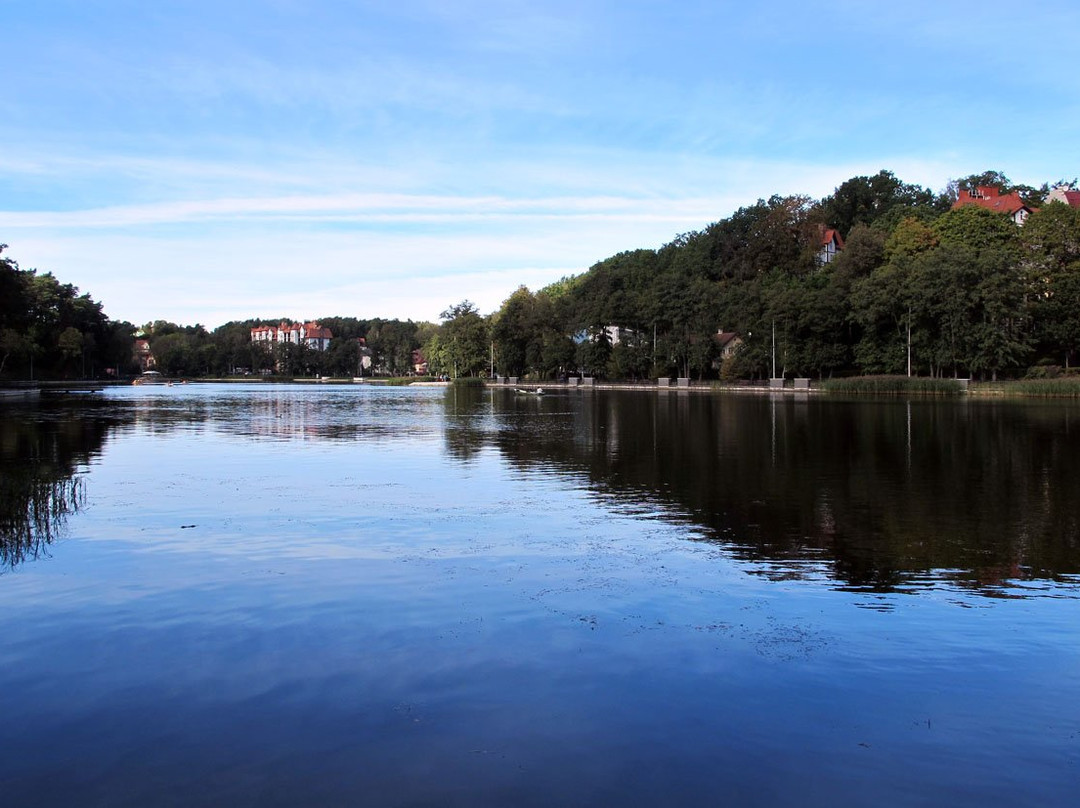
(933, 205), (1021, 255)
(429, 301), (489, 378)
(820, 170), (938, 237)
(366, 319), (422, 375)
(492, 287), (541, 377)
(1023, 202), (1080, 367)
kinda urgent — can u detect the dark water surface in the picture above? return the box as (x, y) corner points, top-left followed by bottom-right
(2, 384), (1079, 806)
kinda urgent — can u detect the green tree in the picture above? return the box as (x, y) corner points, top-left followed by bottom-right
(884, 217), (939, 260)
(1040, 271), (1080, 369)
(492, 287), (538, 377)
(57, 327), (84, 376)
(820, 170), (938, 237)
(934, 205), (1021, 255)
(607, 329), (652, 380)
(0, 245), (130, 379)
(325, 337), (363, 377)
(0, 328), (33, 376)
(152, 332), (194, 376)
(1023, 202), (1080, 367)
(147, 323), (213, 377)
(851, 257), (917, 375)
(429, 301), (489, 378)
(574, 328), (612, 378)
(967, 251), (1030, 380)
(703, 195), (819, 283)
(367, 319), (422, 375)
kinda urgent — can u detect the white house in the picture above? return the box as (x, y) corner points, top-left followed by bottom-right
(251, 321), (333, 351)
(818, 228), (844, 265)
(952, 186), (1036, 226)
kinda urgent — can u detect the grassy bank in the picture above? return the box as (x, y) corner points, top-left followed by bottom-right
(821, 376), (965, 396)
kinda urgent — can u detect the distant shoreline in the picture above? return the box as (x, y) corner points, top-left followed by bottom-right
(6, 376), (1080, 399)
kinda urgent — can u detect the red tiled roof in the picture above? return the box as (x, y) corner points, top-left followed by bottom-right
(715, 331), (741, 348)
(952, 186), (1034, 216)
(251, 321), (332, 339)
(821, 228), (844, 249)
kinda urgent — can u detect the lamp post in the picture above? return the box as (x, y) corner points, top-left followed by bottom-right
(771, 320), (777, 380)
(907, 306), (912, 377)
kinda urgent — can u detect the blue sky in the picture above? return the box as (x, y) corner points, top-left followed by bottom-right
(2, 0), (1078, 327)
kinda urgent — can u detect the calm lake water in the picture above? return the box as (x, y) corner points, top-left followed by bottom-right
(2, 384), (1079, 806)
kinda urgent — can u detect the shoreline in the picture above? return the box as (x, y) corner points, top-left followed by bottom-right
(7, 377), (1080, 399)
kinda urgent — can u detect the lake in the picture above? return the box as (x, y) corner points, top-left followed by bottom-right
(2, 384), (1079, 806)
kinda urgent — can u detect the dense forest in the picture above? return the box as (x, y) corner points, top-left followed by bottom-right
(4, 169), (1079, 382)
(0, 245), (135, 380)
(0, 242), (433, 379)
(467, 169), (1080, 382)
(130, 317), (434, 379)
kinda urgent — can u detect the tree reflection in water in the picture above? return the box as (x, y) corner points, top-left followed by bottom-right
(451, 388), (1080, 597)
(0, 408), (109, 571)
(5, 387), (1080, 598)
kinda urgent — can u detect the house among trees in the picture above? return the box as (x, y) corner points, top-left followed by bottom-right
(602, 326), (636, 345)
(355, 337), (374, 374)
(133, 338), (155, 372)
(412, 348), (428, 375)
(1046, 185), (1080, 208)
(714, 330), (743, 360)
(818, 228), (844, 265)
(952, 186), (1036, 225)
(250, 321), (334, 351)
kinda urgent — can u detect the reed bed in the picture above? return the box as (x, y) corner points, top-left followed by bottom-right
(821, 376), (964, 396)
(1000, 378), (1080, 398)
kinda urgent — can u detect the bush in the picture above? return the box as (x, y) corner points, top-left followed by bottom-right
(1025, 365), (1062, 379)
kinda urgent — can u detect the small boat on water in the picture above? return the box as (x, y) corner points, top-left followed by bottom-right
(516, 388), (544, 396)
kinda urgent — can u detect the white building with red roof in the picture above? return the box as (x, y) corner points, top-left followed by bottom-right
(818, 227), (844, 265)
(952, 186), (1036, 225)
(251, 321), (334, 351)
(133, 338), (155, 372)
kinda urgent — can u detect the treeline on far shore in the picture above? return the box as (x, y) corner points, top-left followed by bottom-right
(466, 169), (1080, 385)
(0, 239), (434, 380)
(4, 168), (1080, 385)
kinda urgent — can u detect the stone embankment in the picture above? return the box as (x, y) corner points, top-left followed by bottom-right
(485, 377), (817, 394)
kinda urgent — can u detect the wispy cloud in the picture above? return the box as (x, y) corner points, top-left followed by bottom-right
(2, 0), (1075, 329)
(8, 225), (618, 326)
(0, 192), (731, 229)
(1, 149), (967, 329)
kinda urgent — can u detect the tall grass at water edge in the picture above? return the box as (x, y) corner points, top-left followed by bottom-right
(821, 376), (965, 396)
(994, 378), (1080, 398)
